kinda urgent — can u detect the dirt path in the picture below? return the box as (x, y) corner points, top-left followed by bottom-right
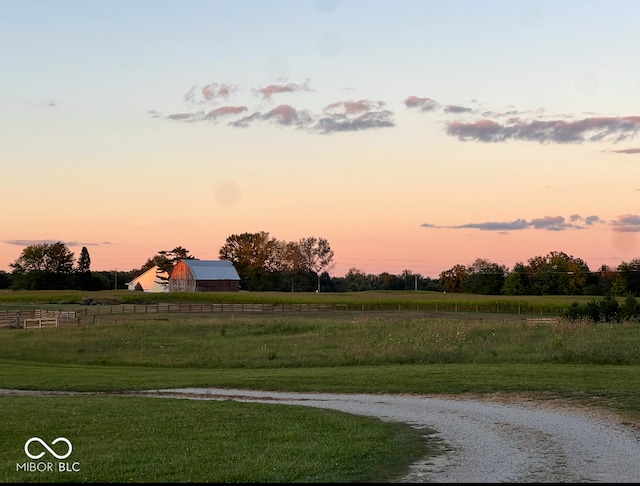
(134, 388), (640, 483)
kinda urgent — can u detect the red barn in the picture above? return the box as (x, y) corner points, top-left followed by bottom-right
(168, 259), (240, 292)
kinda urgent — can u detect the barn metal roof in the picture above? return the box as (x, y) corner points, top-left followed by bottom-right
(181, 259), (240, 281)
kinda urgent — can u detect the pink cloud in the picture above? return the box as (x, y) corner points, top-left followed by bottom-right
(255, 80), (311, 100)
(204, 106), (248, 120)
(184, 83), (236, 105)
(611, 214), (640, 232)
(263, 104), (299, 125)
(610, 148), (640, 154)
(404, 96), (439, 112)
(324, 100), (381, 115)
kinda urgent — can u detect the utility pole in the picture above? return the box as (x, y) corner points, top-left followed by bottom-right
(114, 268), (117, 290)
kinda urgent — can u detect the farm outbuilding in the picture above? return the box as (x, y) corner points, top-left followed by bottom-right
(168, 259), (241, 292)
(125, 265), (169, 293)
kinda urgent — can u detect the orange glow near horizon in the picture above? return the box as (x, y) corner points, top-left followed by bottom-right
(3, 2), (640, 281)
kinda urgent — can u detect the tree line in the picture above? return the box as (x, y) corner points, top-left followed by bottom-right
(2, 236), (639, 296)
(2, 241), (135, 291)
(438, 251), (640, 297)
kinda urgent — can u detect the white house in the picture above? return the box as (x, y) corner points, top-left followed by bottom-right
(126, 265), (169, 293)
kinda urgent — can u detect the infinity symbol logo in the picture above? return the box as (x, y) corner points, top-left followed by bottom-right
(24, 437), (73, 460)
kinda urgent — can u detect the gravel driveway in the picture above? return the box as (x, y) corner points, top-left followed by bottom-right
(138, 388), (640, 483)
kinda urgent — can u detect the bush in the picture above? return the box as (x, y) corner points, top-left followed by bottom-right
(599, 295), (621, 323)
(562, 295), (625, 323)
(621, 295), (640, 321)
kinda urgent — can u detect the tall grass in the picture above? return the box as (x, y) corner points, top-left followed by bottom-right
(1, 314), (638, 368)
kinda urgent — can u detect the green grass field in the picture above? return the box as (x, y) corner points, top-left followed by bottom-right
(0, 288), (603, 313)
(1, 290), (639, 482)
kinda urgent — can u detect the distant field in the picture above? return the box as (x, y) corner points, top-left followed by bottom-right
(0, 289), (603, 316)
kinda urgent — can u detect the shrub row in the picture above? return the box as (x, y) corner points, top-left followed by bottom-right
(562, 295), (640, 323)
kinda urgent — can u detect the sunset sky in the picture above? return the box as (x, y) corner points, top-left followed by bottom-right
(3, 0), (640, 278)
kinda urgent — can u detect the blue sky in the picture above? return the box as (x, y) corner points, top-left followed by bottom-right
(2, 0), (640, 277)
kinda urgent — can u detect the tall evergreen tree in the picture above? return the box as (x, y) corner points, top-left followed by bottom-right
(76, 246), (92, 290)
(77, 247), (91, 273)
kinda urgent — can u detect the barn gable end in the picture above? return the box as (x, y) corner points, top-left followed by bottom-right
(125, 265), (169, 293)
(168, 259), (240, 292)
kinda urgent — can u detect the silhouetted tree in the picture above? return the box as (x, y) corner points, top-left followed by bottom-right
(501, 262), (530, 295)
(219, 232), (286, 290)
(439, 264), (467, 293)
(462, 258), (508, 295)
(76, 246), (92, 290)
(613, 259), (640, 296)
(10, 241), (75, 289)
(0, 270), (11, 289)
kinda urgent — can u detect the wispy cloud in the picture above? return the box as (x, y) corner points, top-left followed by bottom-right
(254, 80), (312, 100)
(229, 105), (314, 129)
(449, 219), (530, 231)
(262, 104), (303, 125)
(443, 104), (473, 114)
(313, 100), (394, 133)
(421, 214), (605, 231)
(611, 214), (640, 232)
(226, 101), (394, 133)
(405, 94), (640, 146)
(324, 99), (382, 115)
(403, 96), (438, 112)
(21, 99), (57, 107)
(203, 106), (248, 120)
(229, 112), (265, 128)
(185, 83), (236, 106)
(153, 81), (640, 142)
(609, 147), (640, 154)
(445, 116), (640, 144)
(166, 112), (205, 123)
(572, 214), (602, 225)
(5, 239), (111, 247)
(159, 80), (394, 134)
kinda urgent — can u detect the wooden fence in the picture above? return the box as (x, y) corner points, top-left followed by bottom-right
(23, 317), (58, 329)
(0, 309), (78, 329)
(525, 317), (559, 324)
(0, 311), (22, 328)
(77, 303), (340, 315)
(76, 302), (553, 315)
(0, 303), (559, 329)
